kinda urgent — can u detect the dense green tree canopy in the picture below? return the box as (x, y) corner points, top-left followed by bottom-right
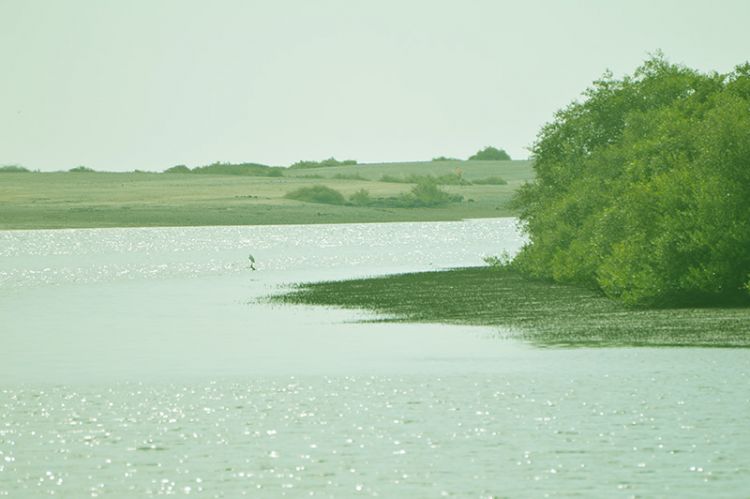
(513, 56), (750, 307)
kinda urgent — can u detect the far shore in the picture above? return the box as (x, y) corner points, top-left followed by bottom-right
(0, 159), (532, 230)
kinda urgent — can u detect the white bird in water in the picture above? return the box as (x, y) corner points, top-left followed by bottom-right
(248, 254), (256, 271)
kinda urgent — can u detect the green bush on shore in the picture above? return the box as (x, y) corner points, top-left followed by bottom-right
(366, 180), (463, 208)
(285, 185), (347, 205)
(513, 54), (750, 307)
(287, 180), (462, 208)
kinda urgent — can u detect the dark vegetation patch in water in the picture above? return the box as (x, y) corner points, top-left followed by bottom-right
(273, 268), (750, 347)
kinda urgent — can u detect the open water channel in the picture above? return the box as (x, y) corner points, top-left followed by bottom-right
(1, 219), (748, 497)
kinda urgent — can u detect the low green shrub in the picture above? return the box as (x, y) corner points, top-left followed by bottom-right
(289, 157), (357, 169)
(404, 179), (463, 206)
(350, 182), (462, 208)
(468, 146), (511, 161)
(0, 165), (30, 173)
(287, 181), (462, 208)
(483, 251), (513, 269)
(190, 162), (283, 176)
(164, 164), (191, 173)
(473, 176), (508, 185)
(379, 174), (402, 183)
(430, 173), (471, 186)
(349, 189), (372, 206)
(285, 185), (346, 205)
(333, 173), (367, 180)
(379, 173), (470, 185)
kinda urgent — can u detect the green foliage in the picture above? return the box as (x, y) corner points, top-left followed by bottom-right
(348, 189), (372, 206)
(378, 174), (401, 183)
(428, 173), (470, 185)
(472, 176), (508, 185)
(285, 180), (462, 209)
(483, 251), (513, 268)
(469, 146), (511, 161)
(432, 156), (461, 162)
(355, 180), (463, 208)
(190, 161), (283, 177)
(403, 179), (463, 207)
(379, 173), (470, 185)
(164, 164), (191, 173)
(346, 182), (462, 208)
(69, 166), (95, 173)
(285, 185), (346, 205)
(513, 55), (750, 307)
(289, 157), (357, 169)
(0, 165), (30, 173)
(332, 173), (367, 181)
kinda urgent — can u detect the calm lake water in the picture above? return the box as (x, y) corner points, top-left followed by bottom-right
(1, 219), (749, 497)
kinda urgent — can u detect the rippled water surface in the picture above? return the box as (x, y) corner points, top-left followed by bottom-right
(1, 219), (749, 497)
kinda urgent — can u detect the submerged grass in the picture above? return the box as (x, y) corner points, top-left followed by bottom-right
(273, 267), (750, 348)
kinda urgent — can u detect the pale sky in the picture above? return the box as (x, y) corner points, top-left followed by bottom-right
(2, 0), (749, 171)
